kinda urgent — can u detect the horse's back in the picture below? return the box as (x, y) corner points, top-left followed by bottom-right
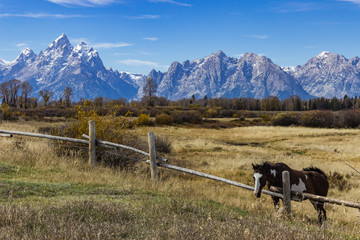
(304, 170), (329, 197)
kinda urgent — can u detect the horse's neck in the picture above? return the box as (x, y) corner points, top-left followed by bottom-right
(274, 166), (293, 187)
(267, 167), (284, 187)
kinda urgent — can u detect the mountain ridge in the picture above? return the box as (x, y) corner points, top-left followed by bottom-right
(144, 50), (311, 100)
(1, 34), (360, 101)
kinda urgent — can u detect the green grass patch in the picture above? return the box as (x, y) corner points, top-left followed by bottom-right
(0, 162), (18, 178)
(0, 197), (331, 240)
(0, 180), (133, 202)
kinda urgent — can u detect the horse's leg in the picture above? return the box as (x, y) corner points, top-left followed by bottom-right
(312, 201), (326, 227)
(272, 196), (280, 209)
(319, 203), (327, 229)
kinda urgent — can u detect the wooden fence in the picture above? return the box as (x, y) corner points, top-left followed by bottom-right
(1, 121), (360, 218)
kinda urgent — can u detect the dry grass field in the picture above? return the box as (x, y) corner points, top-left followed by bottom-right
(0, 119), (359, 239)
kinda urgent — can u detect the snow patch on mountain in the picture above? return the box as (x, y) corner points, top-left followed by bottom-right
(0, 58), (10, 66)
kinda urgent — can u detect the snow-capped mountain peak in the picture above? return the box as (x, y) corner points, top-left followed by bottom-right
(72, 41), (99, 61)
(212, 50), (226, 57)
(48, 33), (71, 49)
(74, 41), (90, 51)
(20, 47), (34, 56)
(242, 52), (259, 59)
(316, 51), (331, 59)
(14, 48), (37, 64)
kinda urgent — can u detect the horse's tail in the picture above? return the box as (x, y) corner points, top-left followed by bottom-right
(303, 167), (327, 179)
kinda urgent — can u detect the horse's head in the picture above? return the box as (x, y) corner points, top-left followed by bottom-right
(252, 162), (270, 198)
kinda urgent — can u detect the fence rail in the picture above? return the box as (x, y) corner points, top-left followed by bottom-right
(0, 133), (12, 138)
(270, 186), (360, 209)
(146, 160), (283, 199)
(81, 134), (168, 163)
(1, 122), (360, 217)
(0, 129), (89, 144)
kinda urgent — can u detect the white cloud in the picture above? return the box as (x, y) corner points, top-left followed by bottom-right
(148, 0), (192, 7)
(246, 35), (268, 40)
(113, 50), (159, 56)
(137, 50), (159, 55)
(113, 52), (132, 56)
(92, 42), (132, 49)
(118, 59), (159, 67)
(47, 0), (118, 7)
(143, 37), (159, 41)
(273, 2), (319, 13)
(338, 0), (360, 5)
(129, 15), (161, 20)
(16, 43), (28, 48)
(0, 13), (85, 18)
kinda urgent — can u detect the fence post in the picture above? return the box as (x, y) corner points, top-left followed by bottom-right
(282, 171), (292, 217)
(148, 132), (158, 182)
(89, 120), (96, 167)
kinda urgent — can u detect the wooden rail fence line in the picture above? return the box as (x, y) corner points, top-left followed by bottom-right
(1, 122), (360, 218)
(145, 160), (283, 198)
(270, 186), (360, 210)
(0, 129), (89, 144)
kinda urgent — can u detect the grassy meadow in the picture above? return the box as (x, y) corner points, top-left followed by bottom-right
(0, 119), (359, 239)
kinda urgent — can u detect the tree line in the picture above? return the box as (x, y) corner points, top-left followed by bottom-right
(0, 79), (73, 108)
(1, 77), (360, 112)
(136, 77), (360, 111)
(166, 94), (360, 111)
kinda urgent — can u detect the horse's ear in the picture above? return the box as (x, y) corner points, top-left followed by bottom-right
(263, 162), (270, 172)
(252, 163), (259, 170)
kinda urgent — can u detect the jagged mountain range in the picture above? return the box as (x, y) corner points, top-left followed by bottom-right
(1, 34), (360, 101)
(146, 51), (311, 100)
(0, 34), (140, 101)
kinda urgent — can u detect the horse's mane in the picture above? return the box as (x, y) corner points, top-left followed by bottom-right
(303, 167), (327, 178)
(252, 161), (271, 170)
(253, 161), (289, 170)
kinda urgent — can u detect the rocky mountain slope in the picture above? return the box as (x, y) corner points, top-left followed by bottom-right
(283, 51), (360, 98)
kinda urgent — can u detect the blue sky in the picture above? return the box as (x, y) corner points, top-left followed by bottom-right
(1, 0), (360, 74)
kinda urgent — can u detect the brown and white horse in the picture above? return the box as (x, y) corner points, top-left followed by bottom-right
(252, 162), (329, 225)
